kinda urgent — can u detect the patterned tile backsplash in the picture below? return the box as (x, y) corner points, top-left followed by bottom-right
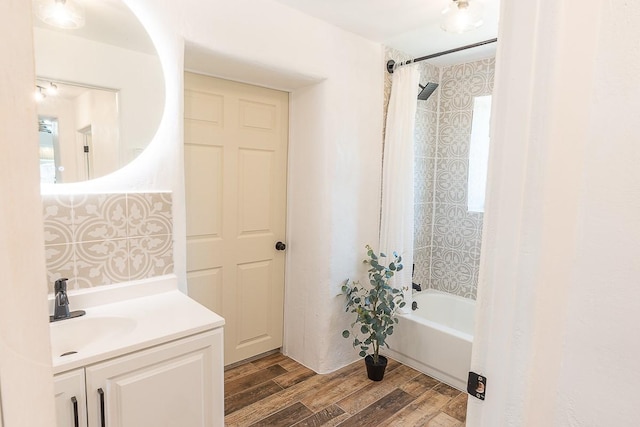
(42, 193), (173, 293)
(385, 47), (495, 300)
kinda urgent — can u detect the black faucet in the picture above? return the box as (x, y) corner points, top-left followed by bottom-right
(411, 263), (422, 292)
(53, 278), (70, 320)
(50, 278), (86, 322)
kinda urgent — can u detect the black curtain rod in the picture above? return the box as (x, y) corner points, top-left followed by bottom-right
(386, 38), (498, 73)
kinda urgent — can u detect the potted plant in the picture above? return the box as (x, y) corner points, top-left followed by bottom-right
(341, 245), (406, 381)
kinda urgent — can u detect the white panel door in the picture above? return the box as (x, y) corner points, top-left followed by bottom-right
(184, 72), (289, 365)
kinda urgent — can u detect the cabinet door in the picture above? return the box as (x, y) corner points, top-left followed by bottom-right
(54, 369), (87, 427)
(85, 329), (223, 427)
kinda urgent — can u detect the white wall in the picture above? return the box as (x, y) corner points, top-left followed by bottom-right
(143, 0), (385, 373)
(10, 0), (640, 422)
(469, 0), (640, 425)
(0, 0), (56, 424)
(43, 0), (385, 373)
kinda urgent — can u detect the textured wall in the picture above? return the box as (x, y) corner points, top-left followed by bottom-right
(1, 0), (56, 423)
(42, 192), (173, 292)
(469, 1), (640, 425)
(38, 0), (386, 374)
(384, 47), (495, 300)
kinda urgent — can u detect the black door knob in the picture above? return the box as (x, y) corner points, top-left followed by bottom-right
(275, 241), (286, 251)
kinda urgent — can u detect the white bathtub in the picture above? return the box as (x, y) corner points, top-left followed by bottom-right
(385, 290), (476, 391)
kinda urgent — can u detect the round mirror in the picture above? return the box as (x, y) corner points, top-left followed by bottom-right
(33, 0), (164, 184)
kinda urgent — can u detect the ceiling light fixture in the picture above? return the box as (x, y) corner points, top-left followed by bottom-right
(36, 0), (86, 30)
(441, 0), (484, 34)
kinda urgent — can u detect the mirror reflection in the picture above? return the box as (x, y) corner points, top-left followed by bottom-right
(38, 80), (118, 183)
(33, 0), (165, 184)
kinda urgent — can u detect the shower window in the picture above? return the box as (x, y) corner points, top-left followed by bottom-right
(468, 95), (492, 212)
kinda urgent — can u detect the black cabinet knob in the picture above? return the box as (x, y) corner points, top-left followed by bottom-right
(275, 241), (286, 251)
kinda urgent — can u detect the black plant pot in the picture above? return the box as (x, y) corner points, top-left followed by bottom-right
(365, 355), (388, 381)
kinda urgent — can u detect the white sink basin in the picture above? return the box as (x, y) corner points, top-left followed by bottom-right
(47, 281), (225, 374)
(50, 315), (137, 358)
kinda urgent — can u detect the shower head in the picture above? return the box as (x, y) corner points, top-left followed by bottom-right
(418, 82), (439, 101)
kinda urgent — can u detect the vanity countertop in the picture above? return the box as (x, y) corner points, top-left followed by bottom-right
(50, 276), (224, 375)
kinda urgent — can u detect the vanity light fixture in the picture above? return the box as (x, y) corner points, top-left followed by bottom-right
(36, 0), (86, 30)
(441, 0), (484, 33)
(34, 82), (58, 102)
(46, 82), (58, 96)
(35, 86), (47, 102)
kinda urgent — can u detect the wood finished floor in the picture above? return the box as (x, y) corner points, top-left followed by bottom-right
(224, 352), (467, 426)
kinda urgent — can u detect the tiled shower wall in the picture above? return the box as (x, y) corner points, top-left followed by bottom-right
(412, 60), (440, 296)
(384, 47), (495, 300)
(428, 58), (494, 300)
(42, 192), (174, 293)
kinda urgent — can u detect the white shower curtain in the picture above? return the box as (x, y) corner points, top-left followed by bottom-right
(379, 65), (420, 312)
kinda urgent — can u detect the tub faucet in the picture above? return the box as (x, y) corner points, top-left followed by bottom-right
(53, 278), (70, 320)
(50, 278), (86, 322)
(411, 264), (422, 292)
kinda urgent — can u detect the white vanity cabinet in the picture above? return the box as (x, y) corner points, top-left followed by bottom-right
(87, 329), (223, 427)
(50, 280), (226, 427)
(54, 329), (223, 427)
(54, 368), (87, 427)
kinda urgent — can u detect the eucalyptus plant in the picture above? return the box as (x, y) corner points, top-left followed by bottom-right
(341, 245), (406, 365)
